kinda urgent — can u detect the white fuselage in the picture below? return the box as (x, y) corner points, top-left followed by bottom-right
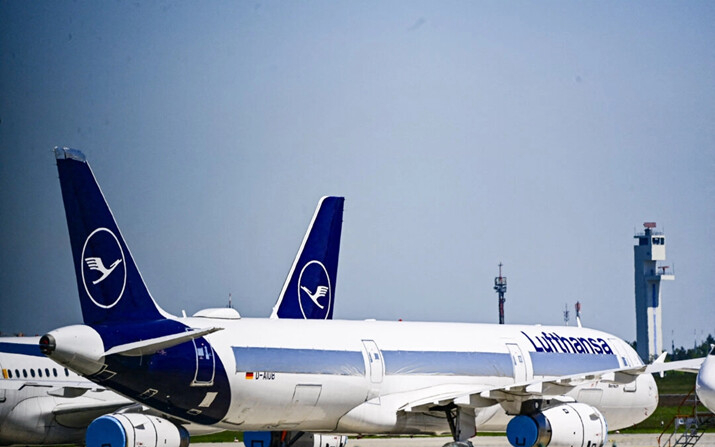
(180, 317), (657, 434)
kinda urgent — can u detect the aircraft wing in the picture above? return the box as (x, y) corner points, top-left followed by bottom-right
(397, 356), (706, 415)
(644, 356), (703, 374)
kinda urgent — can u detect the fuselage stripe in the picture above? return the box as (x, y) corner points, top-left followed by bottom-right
(233, 347), (516, 377)
(232, 346), (622, 378)
(530, 352), (620, 376)
(382, 350), (513, 376)
(233, 347), (366, 376)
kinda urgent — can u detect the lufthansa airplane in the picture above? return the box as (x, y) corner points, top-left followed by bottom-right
(0, 336), (134, 445)
(1, 176), (345, 446)
(41, 148), (702, 447)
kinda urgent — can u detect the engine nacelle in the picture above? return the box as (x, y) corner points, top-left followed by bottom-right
(86, 414), (189, 447)
(506, 403), (607, 447)
(243, 431), (348, 447)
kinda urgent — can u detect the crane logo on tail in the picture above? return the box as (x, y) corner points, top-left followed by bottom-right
(297, 260), (331, 319)
(81, 227), (126, 309)
(85, 257), (123, 284)
(300, 285), (329, 309)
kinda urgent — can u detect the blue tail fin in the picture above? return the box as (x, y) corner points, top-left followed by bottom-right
(55, 147), (167, 325)
(271, 196), (344, 319)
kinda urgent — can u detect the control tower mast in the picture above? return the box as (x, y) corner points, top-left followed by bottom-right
(494, 263), (507, 324)
(634, 222), (675, 362)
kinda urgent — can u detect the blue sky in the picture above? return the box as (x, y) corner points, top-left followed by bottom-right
(1, 1), (713, 349)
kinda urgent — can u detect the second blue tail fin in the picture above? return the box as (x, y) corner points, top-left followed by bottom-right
(271, 197), (344, 319)
(55, 147), (167, 325)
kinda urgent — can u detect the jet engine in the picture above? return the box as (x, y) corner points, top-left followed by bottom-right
(85, 414), (189, 447)
(505, 402), (607, 447)
(243, 431), (348, 447)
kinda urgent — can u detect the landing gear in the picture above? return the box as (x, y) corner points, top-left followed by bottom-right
(432, 403), (476, 447)
(283, 431), (305, 447)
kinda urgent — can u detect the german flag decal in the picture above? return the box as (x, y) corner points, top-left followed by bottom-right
(245, 372), (254, 380)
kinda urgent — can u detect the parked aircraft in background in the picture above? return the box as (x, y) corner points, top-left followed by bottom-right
(0, 162), (344, 447)
(696, 345), (715, 412)
(41, 148), (704, 447)
(0, 336), (133, 445)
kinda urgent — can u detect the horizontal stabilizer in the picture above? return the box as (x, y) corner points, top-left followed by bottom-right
(103, 327), (222, 357)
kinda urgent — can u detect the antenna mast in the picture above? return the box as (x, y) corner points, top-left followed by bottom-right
(563, 304), (570, 326)
(494, 263), (507, 324)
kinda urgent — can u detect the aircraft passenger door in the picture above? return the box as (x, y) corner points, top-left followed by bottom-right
(506, 343), (527, 383)
(362, 340), (384, 403)
(608, 338), (631, 368)
(608, 338), (637, 392)
(190, 336), (215, 387)
(362, 340), (384, 384)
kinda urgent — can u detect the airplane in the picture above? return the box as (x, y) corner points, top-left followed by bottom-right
(40, 147), (704, 447)
(0, 336), (134, 445)
(696, 344), (715, 412)
(0, 170), (344, 446)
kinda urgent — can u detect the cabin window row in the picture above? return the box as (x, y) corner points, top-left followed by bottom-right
(2, 367), (71, 379)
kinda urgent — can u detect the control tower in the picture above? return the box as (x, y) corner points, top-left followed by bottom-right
(634, 222), (675, 362)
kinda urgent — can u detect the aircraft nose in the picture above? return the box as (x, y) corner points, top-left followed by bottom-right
(39, 334), (56, 355)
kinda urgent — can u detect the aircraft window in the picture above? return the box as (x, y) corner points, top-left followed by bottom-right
(38, 368), (42, 377)
(15, 369), (20, 378)
(31, 369), (35, 378)
(23, 369), (27, 378)
(64, 368), (69, 377)
(45, 368), (50, 377)
(7, 370), (12, 378)
(53, 368), (58, 377)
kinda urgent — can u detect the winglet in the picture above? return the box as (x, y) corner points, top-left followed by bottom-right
(270, 196), (344, 319)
